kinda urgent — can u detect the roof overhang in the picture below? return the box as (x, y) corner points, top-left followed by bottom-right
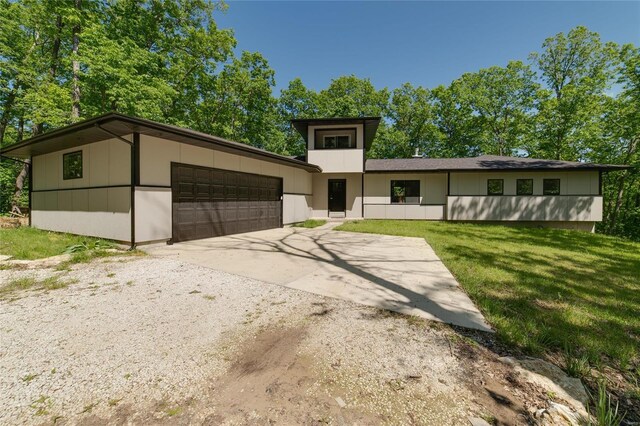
(364, 157), (630, 173)
(291, 117), (381, 150)
(1, 113), (322, 173)
(365, 165), (631, 173)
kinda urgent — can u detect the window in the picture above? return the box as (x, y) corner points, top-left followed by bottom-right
(63, 151), (83, 180)
(314, 128), (356, 149)
(516, 179), (533, 195)
(323, 135), (351, 149)
(543, 179), (561, 195)
(487, 179), (503, 195)
(391, 180), (420, 204)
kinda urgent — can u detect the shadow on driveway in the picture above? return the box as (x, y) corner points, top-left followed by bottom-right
(144, 225), (491, 331)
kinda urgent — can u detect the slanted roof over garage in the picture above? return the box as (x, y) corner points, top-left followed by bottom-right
(0, 113), (322, 173)
(291, 117), (381, 150)
(365, 155), (629, 172)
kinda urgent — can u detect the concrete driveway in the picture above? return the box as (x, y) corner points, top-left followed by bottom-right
(145, 224), (491, 331)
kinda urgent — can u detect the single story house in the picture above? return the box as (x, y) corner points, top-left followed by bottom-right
(0, 113), (627, 245)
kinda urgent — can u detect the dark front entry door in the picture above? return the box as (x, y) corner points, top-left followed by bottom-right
(328, 179), (346, 213)
(171, 163), (282, 242)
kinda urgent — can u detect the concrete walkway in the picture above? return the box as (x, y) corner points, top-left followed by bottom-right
(144, 223), (491, 331)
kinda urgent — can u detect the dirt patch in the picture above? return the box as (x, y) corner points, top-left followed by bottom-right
(454, 339), (546, 425)
(0, 216), (27, 229)
(210, 326), (380, 425)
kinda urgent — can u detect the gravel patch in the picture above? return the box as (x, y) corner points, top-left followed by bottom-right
(0, 255), (541, 424)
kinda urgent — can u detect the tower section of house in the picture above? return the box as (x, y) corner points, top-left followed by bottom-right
(291, 117), (381, 218)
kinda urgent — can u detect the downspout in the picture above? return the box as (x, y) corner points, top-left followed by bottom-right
(131, 133), (140, 249)
(361, 121), (366, 218)
(28, 155), (32, 226)
(94, 124), (137, 249)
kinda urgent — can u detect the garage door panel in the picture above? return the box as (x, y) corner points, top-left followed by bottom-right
(172, 163), (282, 242)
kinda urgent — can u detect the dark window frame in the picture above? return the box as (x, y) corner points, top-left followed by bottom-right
(487, 179), (504, 196)
(62, 150), (83, 180)
(516, 179), (534, 196)
(390, 180), (420, 204)
(543, 179), (561, 195)
(314, 127), (357, 150)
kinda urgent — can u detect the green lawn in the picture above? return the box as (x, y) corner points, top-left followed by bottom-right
(0, 227), (110, 260)
(335, 220), (640, 372)
(291, 219), (327, 229)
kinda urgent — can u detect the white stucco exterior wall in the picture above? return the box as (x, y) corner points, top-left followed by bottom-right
(449, 171), (600, 196)
(306, 124), (364, 173)
(30, 137), (132, 241)
(135, 135), (314, 242)
(447, 171), (602, 224)
(310, 173), (363, 218)
(362, 173), (447, 220)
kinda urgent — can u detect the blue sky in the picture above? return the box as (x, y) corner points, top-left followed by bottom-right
(214, 1), (640, 94)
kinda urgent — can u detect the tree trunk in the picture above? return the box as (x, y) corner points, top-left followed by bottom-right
(71, 0), (82, 119)
(11, 159), (30, 216)
(50, 15), (63, 78)
(10, 115), (33, 216)
(606, 173), (626, 233)
(0, 91), (15, 144)
(606, 136), (638, 233)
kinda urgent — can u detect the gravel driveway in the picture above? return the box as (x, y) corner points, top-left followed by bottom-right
(0, 255), (545, 425)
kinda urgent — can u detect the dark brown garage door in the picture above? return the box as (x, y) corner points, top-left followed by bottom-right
(171, 163), (282, 242)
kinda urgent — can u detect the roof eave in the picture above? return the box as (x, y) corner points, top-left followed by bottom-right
(365, 165), (631, 173)
(0, 113), (322, 173)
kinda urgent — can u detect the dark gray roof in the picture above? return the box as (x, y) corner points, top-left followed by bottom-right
(0, 113), (322, 172)
(291, 117), (381, 149)
(365, 155), (628, 172)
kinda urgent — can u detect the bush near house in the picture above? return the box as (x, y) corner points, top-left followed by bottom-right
(336, 220), (640, 417)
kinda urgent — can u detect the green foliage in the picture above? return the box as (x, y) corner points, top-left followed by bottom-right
(1, 275), (78, 296)
(0, 227), (105, 259)
(563, 343), (592, 379)
(64, 239), (113, 254)
(590, 381), (626, 426)
(456, 61), (540, 156)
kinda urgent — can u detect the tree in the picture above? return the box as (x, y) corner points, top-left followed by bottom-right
(430, 83), (482, 158)
(381, 83), (438, 158)
(589, 44), (640, 238)
(530, 26), (616, 160)
(457, 61), (539, 156)
(276, 78), (319, 156)
(198, 51), (278, 149)
(317, 75), (389, 118)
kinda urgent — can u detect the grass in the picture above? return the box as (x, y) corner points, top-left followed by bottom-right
(0, 275), (79, 296)
(335, 220), (640, 371)
(0, 227), (110, 260)
(0, 226), (145, 270)
(291, 219), (327, 228)
(591, 381), (626, 426)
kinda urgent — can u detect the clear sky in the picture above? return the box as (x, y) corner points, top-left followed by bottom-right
(214, 1), (640, 94)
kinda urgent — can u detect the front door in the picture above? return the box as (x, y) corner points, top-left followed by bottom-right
(328, 179), (346, 213)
